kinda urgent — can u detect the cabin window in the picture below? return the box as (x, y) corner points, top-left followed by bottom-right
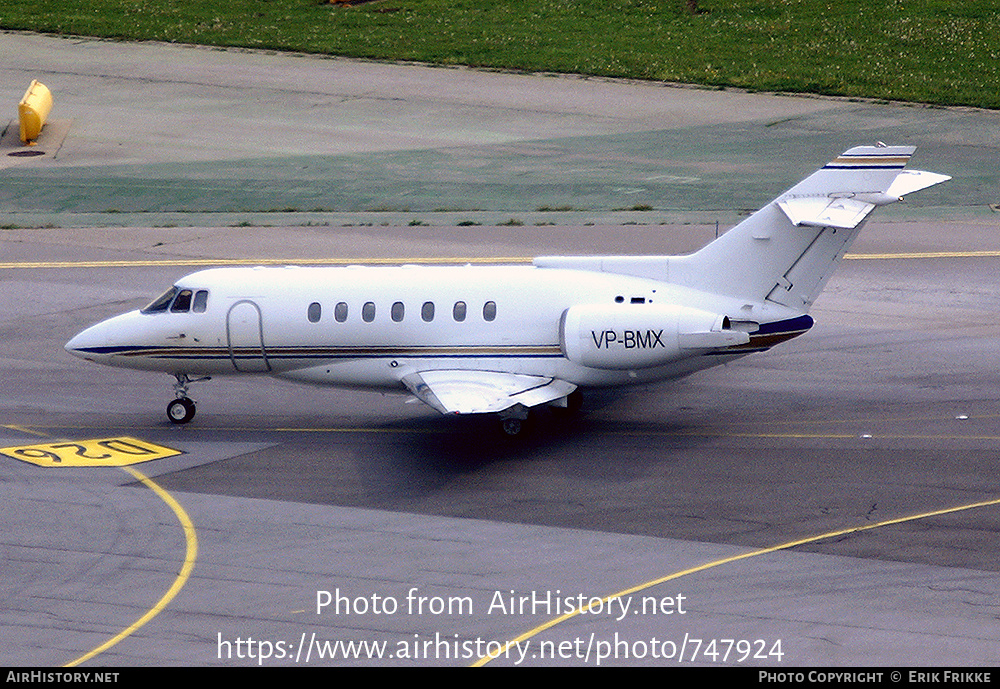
(192, 290), (209, 313)
(421, 301), (435, 322)
(453, 301), (466, 322)
(362, 302), (376, 322)
(335, 302), (348, 322)
(391, 301), (405, 322)
(170, 289), (194, 313)
(483, 301), (497, 322)
(142, 286), (178, 314)
(307, 302), (322, 323)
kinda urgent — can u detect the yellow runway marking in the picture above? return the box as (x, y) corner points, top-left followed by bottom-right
(65, 465), (198, 667)
(6, 423), (447, 434)
(0, 256), (533, 269)
(845, 250), (1000, 260)
(618, 430), (1000, 442)
(11, 421), (1000, 442)
(701, 411), (1000, 429)
(472, 496), (1000, 667)
(1, 250), (999, 270)
(1, 424), (50, 437)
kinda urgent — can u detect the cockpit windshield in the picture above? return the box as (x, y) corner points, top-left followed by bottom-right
(141, 286), (209, 314)
(142, 286), (178, 314)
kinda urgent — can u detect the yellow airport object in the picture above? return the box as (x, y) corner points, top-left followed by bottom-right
(0, 436), (183, 467)
(18, 80), (52, 143)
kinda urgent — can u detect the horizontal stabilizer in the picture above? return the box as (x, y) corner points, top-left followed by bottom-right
(777, 197), (876, 229)
(885, 169), (952, 199)
(401, 370), (576, 415)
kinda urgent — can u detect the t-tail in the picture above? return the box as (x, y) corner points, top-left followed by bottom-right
(670, 144), (950, 309)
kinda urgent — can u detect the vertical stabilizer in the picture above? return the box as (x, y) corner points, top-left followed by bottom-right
(670, 145), (949, 310)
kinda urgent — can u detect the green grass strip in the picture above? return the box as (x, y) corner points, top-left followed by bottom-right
(3, 0), (998, 109)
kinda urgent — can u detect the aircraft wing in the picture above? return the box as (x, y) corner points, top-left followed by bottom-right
(401, 370), (577, 415)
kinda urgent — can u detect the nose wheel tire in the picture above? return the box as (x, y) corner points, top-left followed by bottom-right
(167, 397), (196, 425)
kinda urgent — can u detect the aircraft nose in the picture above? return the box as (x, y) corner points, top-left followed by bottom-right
(65, 314), (132, 363)
(65, 324), (108, 361)
(65, 310), (152, 365)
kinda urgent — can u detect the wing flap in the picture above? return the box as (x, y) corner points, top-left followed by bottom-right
(401, 370), (576, 415)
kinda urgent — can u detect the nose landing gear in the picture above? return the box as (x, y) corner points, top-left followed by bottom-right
(167, 396), (196, 425)
(168, 373), (210, 425)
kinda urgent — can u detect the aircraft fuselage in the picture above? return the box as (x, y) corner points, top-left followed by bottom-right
(65, 263), (802, 390)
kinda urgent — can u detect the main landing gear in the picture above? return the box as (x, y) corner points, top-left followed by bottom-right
(497, 390), (584, 436)
(498, 404), (530, 436)
(167, 373), (210, 425)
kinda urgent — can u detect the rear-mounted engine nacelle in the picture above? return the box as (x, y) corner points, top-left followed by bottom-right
(560, 303), (749, 370)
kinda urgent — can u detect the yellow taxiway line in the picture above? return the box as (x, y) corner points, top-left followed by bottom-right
(2, 426), (196, 667)
(846, 250), (1000, 260)
(12, 421), (1000, 442)
(472, 495), (1000, 666)
(63, 466), (198, 667)
(0, 257), (533, 269)
(1, 251), (999, 271)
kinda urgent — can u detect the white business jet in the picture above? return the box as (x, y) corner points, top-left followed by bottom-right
(66, 145), (948, 433)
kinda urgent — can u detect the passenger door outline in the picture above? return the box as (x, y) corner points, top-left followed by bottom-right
(226, 300), (270, 372)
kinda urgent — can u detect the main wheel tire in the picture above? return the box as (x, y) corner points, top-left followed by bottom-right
(167, 397), (196, 425)
(501, 417), (522, 436)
